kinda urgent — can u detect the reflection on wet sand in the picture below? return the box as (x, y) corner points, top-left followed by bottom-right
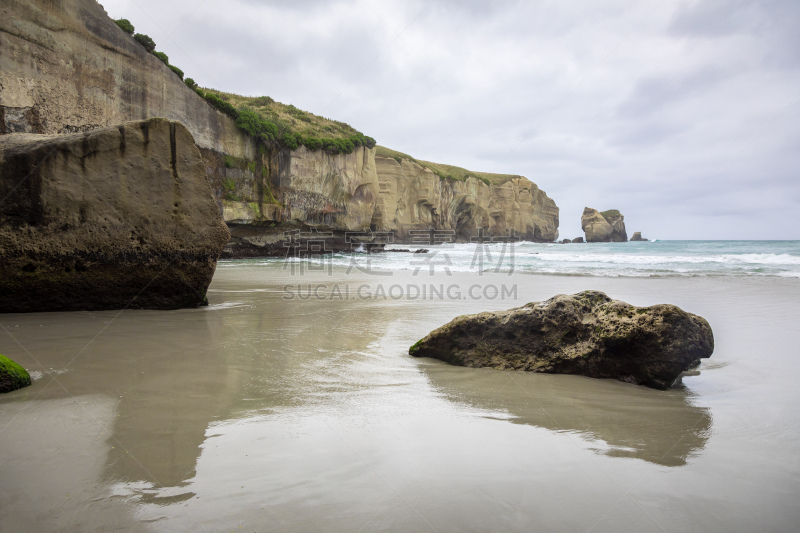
(421, 362), (711, 467)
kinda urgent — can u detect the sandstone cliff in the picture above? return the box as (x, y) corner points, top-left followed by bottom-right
(1, 0), (560, 253)
(0, 118), (230, 312)
(582, 207), (627, 242)
(373, 155), (559, 241)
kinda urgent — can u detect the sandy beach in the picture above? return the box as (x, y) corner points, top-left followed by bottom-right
(2, 259), (800, 532)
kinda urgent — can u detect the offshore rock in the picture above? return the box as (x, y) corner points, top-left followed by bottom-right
(0, 118), (230, 312)
(409, 291), (713, 390)
(631, 232), (648, 241)
(582, 207), (627, 242)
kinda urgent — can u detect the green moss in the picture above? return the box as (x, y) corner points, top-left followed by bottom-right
(222, 178), (240, 201)
(600, 209), (621, 220)
(224, 155), (250, 170)
(408, 339), (425, 356)
(0, 354), (31, 393)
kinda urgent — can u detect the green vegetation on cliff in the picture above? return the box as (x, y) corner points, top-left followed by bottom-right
(600, 209), (621, 220)
(375, 146), (520, 186)
(133, 33), (155, 52)
(0, 354), (31, 393)
(200, 89), (376, 154)
(114, 18), (134, 35)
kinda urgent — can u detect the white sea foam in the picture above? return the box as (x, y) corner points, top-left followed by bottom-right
(258, 241), (800, 279)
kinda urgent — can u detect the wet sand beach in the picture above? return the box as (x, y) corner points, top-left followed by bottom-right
(2, 263), (800, 532)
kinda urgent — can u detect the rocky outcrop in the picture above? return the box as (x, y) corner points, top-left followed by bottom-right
(582, 207), (627, 242)
(409, 291), (714, 390)
(631, 232), (648, 241)
(372, 156), (559, 242)
(572, 237), (584, 243)
(0, 118), (230, 312)
(0, 354), (31, 393)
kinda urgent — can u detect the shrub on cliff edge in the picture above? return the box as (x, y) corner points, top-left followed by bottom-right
(169, 65), (184, 80)
(302, 136), (323, 151)
(0, 354), (31, 393)
(153, 51), (169, 65)
(205, 93), (238, 119)
(134, 33), (156, 52)
(185, 78), (197, 89)
(115, 19), (135, 35)
(235, 108), (278, 142)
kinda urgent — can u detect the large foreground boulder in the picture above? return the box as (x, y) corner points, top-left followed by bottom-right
(0, 354), (31, 393)
(0, 118), (230, 312)
(409, 291), (713, 390)
(582, 207), (627, 242)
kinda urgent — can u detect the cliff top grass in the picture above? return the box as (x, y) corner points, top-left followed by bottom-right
(601, 209), (622, 220)
(200, 88), (374, 152)
(375, 146), (522, 187)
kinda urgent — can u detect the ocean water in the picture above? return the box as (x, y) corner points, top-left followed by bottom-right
(2, 242), (800, 532)
(239, 240), (800, 279)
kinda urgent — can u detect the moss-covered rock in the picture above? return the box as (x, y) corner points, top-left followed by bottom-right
(0, 354), (31, 393)
(409, 291), (714, 390)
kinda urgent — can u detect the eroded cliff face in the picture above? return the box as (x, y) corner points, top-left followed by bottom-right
(0, 118), (230, 312)
(373, 156), (559, 242)
(219, 145), (378, 230)
(0, 0), (259, 205)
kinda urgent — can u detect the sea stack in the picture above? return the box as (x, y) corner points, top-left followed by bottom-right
(0, 119), (231, 312)
(631, 232), (648, 241)
(581, 207), (627, 242)
(409, 291), (714, 390)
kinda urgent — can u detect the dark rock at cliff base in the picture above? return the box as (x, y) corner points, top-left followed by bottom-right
(560, 239), (572, 244)
(0, 354), (31, 393)
(631, 232), (648, 241)
(582, 208), (627, 242)
(409, 291), (713, 390)
(0, 118), (230, 312)
(572, 237), (584, 243)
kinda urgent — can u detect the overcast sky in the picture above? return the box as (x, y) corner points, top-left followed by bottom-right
(103, 0), (800, 239)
